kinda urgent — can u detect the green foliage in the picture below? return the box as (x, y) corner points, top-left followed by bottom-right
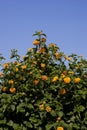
(0, 31), (87, 130)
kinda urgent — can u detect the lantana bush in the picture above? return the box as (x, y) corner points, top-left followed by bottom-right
(0, 31), (87, 130)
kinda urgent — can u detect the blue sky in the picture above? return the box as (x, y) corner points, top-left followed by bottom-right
(0, 0), (87, 60)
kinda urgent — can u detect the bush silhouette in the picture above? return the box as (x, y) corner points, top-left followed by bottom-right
(0, 31), (87, 130)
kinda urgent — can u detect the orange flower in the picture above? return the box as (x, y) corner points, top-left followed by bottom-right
(41, 75), (48, 81)
(74, 77), (81, 83)
(9, 87), (16, 93)
(64, 77), (71, 84)
(8, 80), (14, 84)
(56, 126), (64, 130)
(46, 106), (52, 112)
(0, 72), (3, 76)
(39, 47), (45, 53)
(33, 39), (39, 45)
(52, 76), (58, 82)
(2, 87), (7, 93)
(59, 88), (66, 95)
(33, 79), (39, 85)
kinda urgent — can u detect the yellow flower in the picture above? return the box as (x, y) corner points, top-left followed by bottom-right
(17, 62), (21, 66)
(41, 63), (46, 68)
(15, 68), (19, 72)
(3, 63), (9, 68)
(68, 71), (74, 75)
(64, 55), (71, 61)
(74, 77), (81, 83)
(61, 74), (65, 78)
(21, 65), (27, 70)
(29, 71), (33, 75)
(28, 48), (33, 51)
(56, 117), (61, 122)
(33, 39), (39, 45)
(39, 104), (44, 110)
(9, 87), (16, 93)
(49, 43), (55, 47)
(2, 87), (7, 93)
(33, 61), (37, 65)
(21, 92), (26, 96)
(52, 76), (58, 82)
(8, 80), (14, 84)
(55, 52), (59, 59)
(46, 106), (52, 112)
(43, 101), (46, 104)
(56, 126), (64, 130)
(64, 77), (71, 84)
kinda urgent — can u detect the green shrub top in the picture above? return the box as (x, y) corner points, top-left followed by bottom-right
(0, 31), (87, 130)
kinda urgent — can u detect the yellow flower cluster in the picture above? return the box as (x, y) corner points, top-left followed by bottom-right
(21, 65), (27, 70)
(45, 106), (52, 112)
(8, 80), (14, 84)
(28, 48), (33, 51)
(41, 63), (46, 68)
(74, 77), (81, 83)
(49, 43), (55, 47)
(39, 102), (52, 113)
(3, 63), (9, 68)
(64, 55), (71, 61)
(15, 68), (19, 72)
(56, 126), (64, 130)
(64, 77), (71, 84)
(68, 71), (74, 75)
(52, 76), (58, 82)
(39, 104), (44, 110)
(55, 52), (59, 59)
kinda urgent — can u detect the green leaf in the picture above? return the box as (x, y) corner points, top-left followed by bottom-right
(10, 105), (15, 111)
(45, 124), (54, 130)
(23, 121), (33, 128)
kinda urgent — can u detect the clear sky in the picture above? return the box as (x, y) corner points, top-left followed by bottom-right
(0, 0), (87, 60)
